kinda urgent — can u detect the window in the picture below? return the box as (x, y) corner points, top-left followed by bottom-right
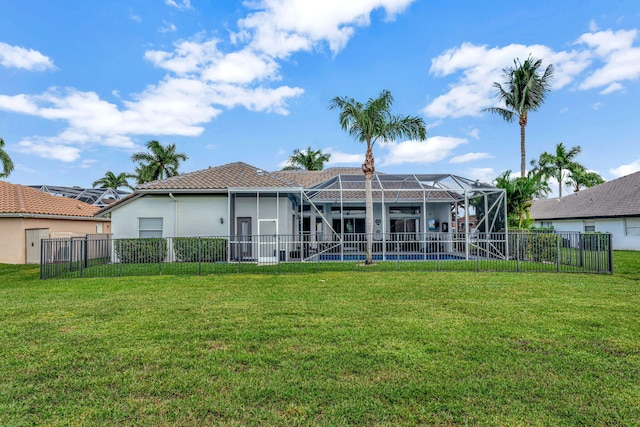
(139, 217), (163, 238)
(584, 220), (595, 232)
(625, 218), (640, 236)
(389, 206), (421, 215)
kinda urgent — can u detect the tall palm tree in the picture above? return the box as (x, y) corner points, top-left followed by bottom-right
(92, 171), (135, 190)
(533, 142), (582, 197)
(282, 146), (331, 171)
(566, 165), (605, 193)
(0, 137), (15, 179)
(483, 56), (554, 178)
(330, 90), (426, 264)
(131, 140), (189, 184)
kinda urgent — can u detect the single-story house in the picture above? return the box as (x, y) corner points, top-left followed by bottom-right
(97, 162), (506, 262)
(0, 181), (112, 264)
(530, 171), (640, 250)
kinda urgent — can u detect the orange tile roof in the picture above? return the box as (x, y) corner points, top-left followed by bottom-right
(0, 181), (100, 217)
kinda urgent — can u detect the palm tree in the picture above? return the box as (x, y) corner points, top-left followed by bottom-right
(131, 140), (189, 184)
(282, 146), (331, 171)
(330, 90), (426, 264)
(92, 171), (135, 190)
(0, 137), (15, 179)
(495, 169), (550, 228)
(533, 142), (582, 197)
(566, 165), (605, 193)
(483, 56), (554, 178)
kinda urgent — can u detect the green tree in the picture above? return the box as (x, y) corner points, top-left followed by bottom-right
(495, 170), (550, 228)
(566, 165), (605, 193)
(131, 140), (189, 184)
(330, 90), (426, 264)
(532, 142), (583, 197)
(92, 171), (135, 190)
(282, 146), (331, 171)
(483, 56), (554, 178)
(0, 137), (15, 179)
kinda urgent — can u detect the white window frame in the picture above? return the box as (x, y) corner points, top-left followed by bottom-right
(584, 220), (595, 233)
(139, 217), (163, 238)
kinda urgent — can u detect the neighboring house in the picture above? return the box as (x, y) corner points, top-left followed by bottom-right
(530, 171), (640, 250)
(98, 162), (505, 262)
(0, 181), (111, 264)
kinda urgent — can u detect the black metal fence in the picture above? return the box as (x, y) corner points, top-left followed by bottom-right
(40, 231), (613, 279)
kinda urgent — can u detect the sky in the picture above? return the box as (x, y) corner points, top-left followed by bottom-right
(1, 0), (639, 194)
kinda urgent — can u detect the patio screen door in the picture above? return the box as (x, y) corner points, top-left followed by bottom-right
(258, 219), (277, 263)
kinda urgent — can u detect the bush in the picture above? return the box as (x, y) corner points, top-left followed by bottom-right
(115, 238), (167, 264)
(523, 232), (559, 262)
(173, 237), (228, 262)
(510, 231), (559, 262)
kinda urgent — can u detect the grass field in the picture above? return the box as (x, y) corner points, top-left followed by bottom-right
(1, 252), (639, 426)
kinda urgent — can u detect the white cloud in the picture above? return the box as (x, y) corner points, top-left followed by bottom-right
(0, 42), (55, 71)
(589, 20), (599, 32)
(599, 82), (624, 94)
(610, 160), (640, 177)
(80, 159), (98, 169)
(466, 127), (480, 139)
(128, 10), (142, 22)
(237, 0), (415, 58)
(577, 29), (640, 91)
(423, 42), (587, 119)
(16, 140), (81, 162)
(0, 0), (415, 163)
(466, 168), (496, 185)
(165, 0), (192, 10)
(379, 136), (467, 166)
(423, 27), (640, 119)
(159, 20), (177, 33)
(449, 152), (493, 164)
(592, 102), (603, 110)
(325, 148), (364, 165)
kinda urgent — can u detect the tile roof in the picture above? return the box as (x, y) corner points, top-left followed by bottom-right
(530, 170), (640, 220)
(0, 181), (100, 217)
(272, 167), (365, 188)
(136, 162), (299, 190)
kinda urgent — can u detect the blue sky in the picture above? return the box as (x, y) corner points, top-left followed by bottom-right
(1, 0), (639, 193)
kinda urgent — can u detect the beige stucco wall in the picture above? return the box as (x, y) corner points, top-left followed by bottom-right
(0, 217), (111, 264)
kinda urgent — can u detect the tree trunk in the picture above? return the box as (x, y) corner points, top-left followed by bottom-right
(519, 114), (527, 178)
(362, 144), (375, 265)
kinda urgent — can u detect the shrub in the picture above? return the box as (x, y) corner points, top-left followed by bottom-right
(115, 238), (167, 264)
(173, 237), (228, 262)
(523, 232), (559, 262)
(510, 231), (559, 262)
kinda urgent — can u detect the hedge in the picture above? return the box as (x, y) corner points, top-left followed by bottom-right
(115, 238), (167, 264)
(173, 237), (228, 262)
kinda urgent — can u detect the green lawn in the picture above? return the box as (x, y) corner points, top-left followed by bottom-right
(1, 252), (639, 426)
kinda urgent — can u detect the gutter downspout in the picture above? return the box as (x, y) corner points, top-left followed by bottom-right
(169, 193), (178, 237)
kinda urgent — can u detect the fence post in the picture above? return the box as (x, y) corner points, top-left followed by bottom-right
(516, 233), (520, 272)
(556, 234), (561, 273)
(40, 238), (44, 280)
(597, 234), (601, 273)
(119, 240), (123, 277)
(84, 235), (89, 269)
(198, 237), (202, 275)
(607, 234), (613, 273)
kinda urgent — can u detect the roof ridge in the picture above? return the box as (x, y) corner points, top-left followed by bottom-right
(15, 184), (27, 212)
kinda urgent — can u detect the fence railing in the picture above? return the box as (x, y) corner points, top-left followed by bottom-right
(40, 231), (613, 279)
